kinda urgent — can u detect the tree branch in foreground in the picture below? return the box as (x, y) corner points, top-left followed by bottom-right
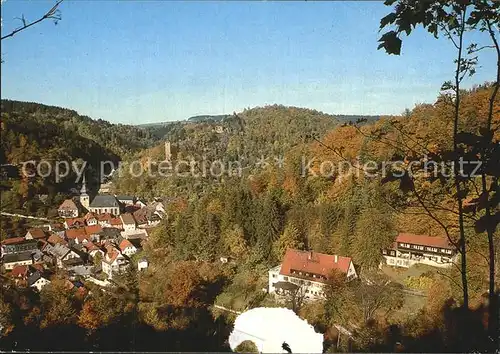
(1, 0), (63, 41)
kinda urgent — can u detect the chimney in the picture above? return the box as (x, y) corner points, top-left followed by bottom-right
(308, 251), (313, 260)
(334, 255), (338, 263)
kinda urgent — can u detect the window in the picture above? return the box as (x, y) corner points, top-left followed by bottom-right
(283, 276), (288, 281)
(272, 274), (277, 278)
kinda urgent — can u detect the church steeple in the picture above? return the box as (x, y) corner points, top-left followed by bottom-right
(80, 173), (90, 211)
(80, 174), (88, 195)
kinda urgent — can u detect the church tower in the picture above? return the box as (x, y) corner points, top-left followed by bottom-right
(165, 141), (172, 161)
(80, 174), (90, 211)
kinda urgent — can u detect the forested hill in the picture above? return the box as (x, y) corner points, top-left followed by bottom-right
(187, 114), (230, 122)
(0, 100), (161, 214)
(1, 100), (160, 159)
(143, 105), (369, 157)
(114, 105), (381, 198)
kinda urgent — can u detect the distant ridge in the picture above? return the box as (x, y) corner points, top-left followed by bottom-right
(187, 114), (230, 123)
(137, 112), (381, 128)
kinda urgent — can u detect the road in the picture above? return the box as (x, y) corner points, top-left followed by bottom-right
(212, 304), (242, 315)
(0, 211), (54, 222)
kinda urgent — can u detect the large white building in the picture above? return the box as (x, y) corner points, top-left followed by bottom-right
(268, 248), (357, 300)
(382, 233), (457, 268)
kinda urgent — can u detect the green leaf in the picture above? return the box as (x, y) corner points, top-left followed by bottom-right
(380, 13), (397, 28)
(377, 31), (402, 55)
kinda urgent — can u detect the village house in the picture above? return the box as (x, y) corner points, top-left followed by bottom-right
(268, 249), (358, 300)
(25, 228), (49, 240)
(9, 264), (37, 286)
(43, 223), (66, 233)
(99, 227), (122, 242)
(110, 217), (123, 230)
(83, 241), (104, 259)
(382, 233), (457, 268)
(64, 217), (86, 229)
(116, 195), (135, 206)
(1, 238), (38, 255)
(88, 195), (121, 215)
(120, 213), (136, 232)
(138, 258), (148, 271)
(133, 207), (162, 228)
(101, 246), (129, 279)
(9, 264), (44, 286)
(121, 228), (148, 240)
(65, 228), (89, 245)
(58, 199), (80, 218)
(44, 243), (82, 268)
(84, 224), (103, 242)
(28, 271), (51, 291)
(96, 213), (113, 228)
(84, 212), (98, 226)
(135, 199), (147, 209)
(47, 233), (68, 246)
(119, 239), (138, 257)
(3, 252), (34, 270)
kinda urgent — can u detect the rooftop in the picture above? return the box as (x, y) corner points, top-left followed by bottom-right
(65, 217), (86, 228)
(116, 195), (135, 201)
(396, 233), (453, 249)
(279, 249), (352, 282)
(120, 213), (136, 225)
(1, 237), (28, 245)
(3, 251), (33, 263)
(59, 199), (79, 210)
(26, 228), (48, 239)
(90, 195), (120, 208)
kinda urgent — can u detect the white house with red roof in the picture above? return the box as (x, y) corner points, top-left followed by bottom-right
(58, 199), (80, 218)
(268, 248), (357, 299)
(382, 233), (457, 268)
(119, 239), (138, 257)
(101, 245), (129, 279)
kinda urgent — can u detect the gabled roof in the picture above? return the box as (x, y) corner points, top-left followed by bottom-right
(27, 271), (49, 287)
(84, 212), (98, 220)
(128, 238), (143, 249)
(84, 224), (103, 235)
(119, 239), (135, 251)
(103, 247), (121, 264)
(3, 252), (32, 263)
(1, 237), (27, 245)
(65, 217), (86, 228)
(58, 199), (79, 211)
(49, 223), (66, 232)
(120, 213), (136, 225)
(66, 228), (87, 240)
(10, 265), (29, 278)
(280, 249), (352, 283)
(26, 228), (48, 239)
(47, 233), (68, 246)
(83, 241), (102, 253)
(110, 217), (123, 227)
(396, 233), (453, 249)
(100, 227), (122, 239)
(90, 195), (120, 208)
(97, 213), (113, 222)
(44, 243), (71, 259)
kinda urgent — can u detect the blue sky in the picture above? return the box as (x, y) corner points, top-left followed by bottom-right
(1, 1), (497, 124)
